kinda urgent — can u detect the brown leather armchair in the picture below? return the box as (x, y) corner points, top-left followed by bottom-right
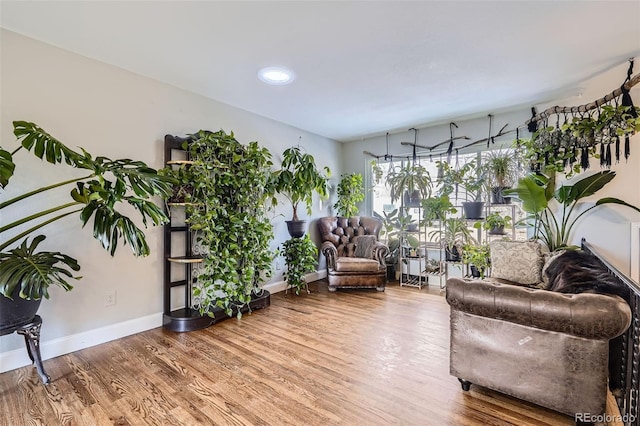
(446, 277), (631, 417)
(317, 216), (389, 292)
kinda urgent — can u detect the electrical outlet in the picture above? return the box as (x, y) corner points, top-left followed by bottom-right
(104, 290), (116, 307)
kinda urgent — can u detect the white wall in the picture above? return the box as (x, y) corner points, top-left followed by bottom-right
(0, 30), (341, 363)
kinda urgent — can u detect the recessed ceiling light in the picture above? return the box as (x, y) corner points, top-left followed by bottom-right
(258, 67), (295, 85)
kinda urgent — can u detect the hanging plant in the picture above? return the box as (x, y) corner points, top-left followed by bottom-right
(334, 173), (364, 217)
(280, 235), (318, 295)
(166, 130), (275, 318)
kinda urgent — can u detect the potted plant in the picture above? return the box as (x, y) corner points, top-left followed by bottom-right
(374, 208), (418, 280)
(172, 130), (275, 318)
(462, 243), (490, 278)
(334, 173), (364, 217)
(437, 159), (486, 219)
(429, 217), (476, 262)
(0, 121), (172, 334)
(385, 161), (432, 207)
(481, 149), (521, 204)
(505, 170), (640, 251)
(475, 211), (512, 235)
(273, 146), (330, 237)
(421, 194), (457, 226)
(280, 234), (318, 295)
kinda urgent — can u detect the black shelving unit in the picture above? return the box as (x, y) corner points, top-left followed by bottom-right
(163, 135), (211, 332)
(162, 134), (271, 332)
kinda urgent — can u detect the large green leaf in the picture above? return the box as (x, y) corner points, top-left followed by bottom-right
(0, 148), (15, 189)
(557, 170), (616, 204)
(0, 235), (81, 300)
(594, 197), (640, 214)
(13, 121), (89, 168)
(504, 174), (548, 214)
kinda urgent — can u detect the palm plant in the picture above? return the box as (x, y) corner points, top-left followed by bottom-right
(505, 170), (640, 251)
(0, 121), (173, 300)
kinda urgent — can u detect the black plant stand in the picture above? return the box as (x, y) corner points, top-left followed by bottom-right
(0, 315), (50, 384)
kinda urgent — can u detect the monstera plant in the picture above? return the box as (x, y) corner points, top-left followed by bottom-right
(0, 121), (173, 311)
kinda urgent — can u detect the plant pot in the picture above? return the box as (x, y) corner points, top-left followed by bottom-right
(445, 246), (462, 262)
(491, 187), (512, 205)
(286, 220), (307, 238)
(470, 265), (481, 278)
(462, 201), (485, 220)
(403, 190), (422, 208)
(386, 264), (396, 281)
(488, 225), (506, 235)
(0, 289), (42, 332)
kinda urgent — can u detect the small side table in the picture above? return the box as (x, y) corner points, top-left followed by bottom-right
(0, 315), (50, 384)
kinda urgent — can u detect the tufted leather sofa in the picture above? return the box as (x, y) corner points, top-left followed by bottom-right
(317, 216), (389, 292)
(446, 276), (631, 417)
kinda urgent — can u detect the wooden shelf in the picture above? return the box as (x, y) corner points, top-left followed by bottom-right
(167, 202), (199, 207)
(166, 160), (194, 165)
(167, 256), (204, 264)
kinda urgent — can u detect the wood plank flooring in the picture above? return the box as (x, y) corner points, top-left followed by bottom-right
(0, 280), (575, 425)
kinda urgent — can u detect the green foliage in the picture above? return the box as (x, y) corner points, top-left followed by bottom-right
(461, 243), (490, 278)
(505, 170), (640, 251)
(517, 105), (640, 177)
(0, 236), (81, 300)
(385, 162), (432, 204)
(481, 148), (522, 188)
(273, 146), (330, 221)
(179, 130), (275, 318)
(280, 235), (318, 295)
(475, 211), (512, 231)
(436, 159), (485, 202)
(371, 161), (384, 185)
(429, 217), (476, 251)
(421, 194), (457, 225)
(0, 121), (172, 299)
(334, 173), (364, 217)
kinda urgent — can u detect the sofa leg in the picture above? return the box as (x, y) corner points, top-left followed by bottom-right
(328, 286), (337, 292)
(376, 286), (385, 292)
(458, 378), (472, 391)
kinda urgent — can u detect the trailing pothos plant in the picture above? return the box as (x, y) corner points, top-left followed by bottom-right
(0, 121), (173, 300)
(171, 130), (275, 318)
(334, 173), (364, 217)
(280, 235), (318, 295)
(505, 169), (640, 251)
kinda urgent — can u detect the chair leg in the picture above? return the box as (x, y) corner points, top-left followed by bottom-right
(328, 286), (337, 292)
(458, 378), (472, 391)
(16, 316), (50, 384)
(376, 286), (385, 292)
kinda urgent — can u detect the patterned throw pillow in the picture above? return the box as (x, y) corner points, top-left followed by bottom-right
(489, 240), (544, 285)
(353, 235), (377, 258)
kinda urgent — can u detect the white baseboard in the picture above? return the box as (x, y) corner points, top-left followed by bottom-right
(1, 269), (329, 374)
(0, 312), (163, 374)
(262, 269), (327, 294)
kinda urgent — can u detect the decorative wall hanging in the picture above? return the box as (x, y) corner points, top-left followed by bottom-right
(522, 59), (640, 176)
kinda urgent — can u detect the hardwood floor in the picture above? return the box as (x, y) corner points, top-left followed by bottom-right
(0, 280), (575, 426)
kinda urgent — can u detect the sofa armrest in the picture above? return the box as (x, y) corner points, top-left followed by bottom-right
(371, 242), (389, 267)
(446, 278), (631, 340)
(321, 242), (337, 270)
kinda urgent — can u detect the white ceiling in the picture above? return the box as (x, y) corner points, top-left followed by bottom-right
(2, 1), (640, 142)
